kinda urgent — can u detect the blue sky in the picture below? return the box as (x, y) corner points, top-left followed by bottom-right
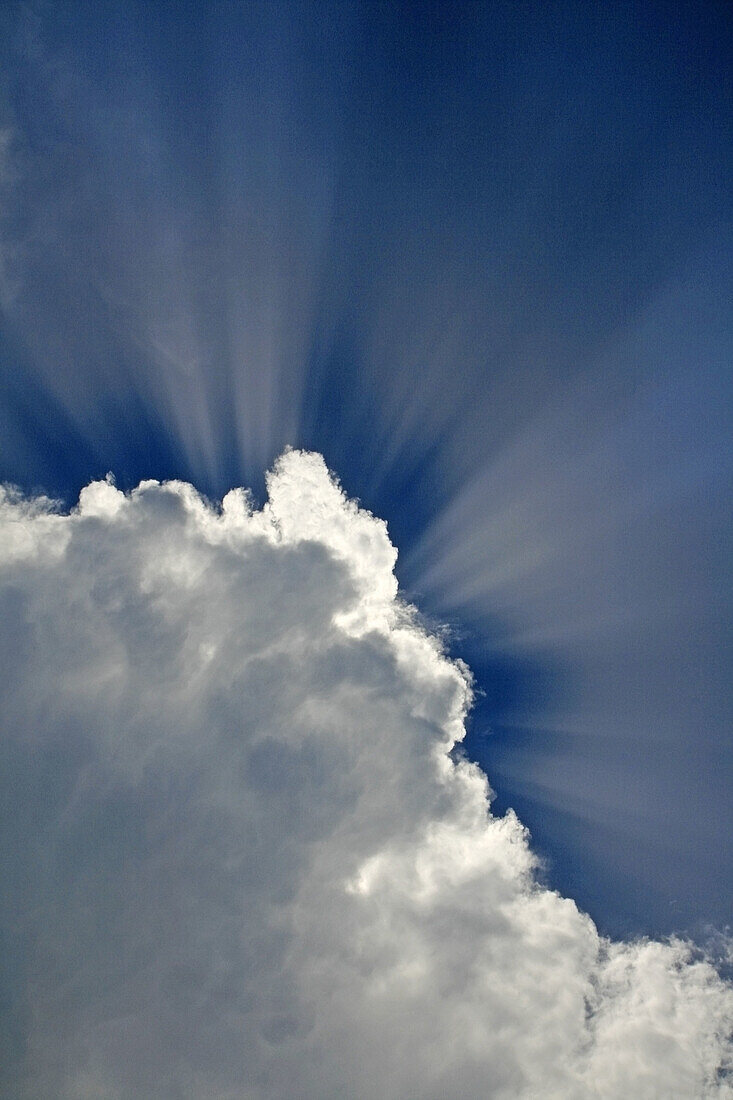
(1, 0), (731, 945)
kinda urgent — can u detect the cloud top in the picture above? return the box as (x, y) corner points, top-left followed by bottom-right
(1, 451), (731, 1098)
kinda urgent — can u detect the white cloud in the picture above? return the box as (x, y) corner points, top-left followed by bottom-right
(1, 450), (731, 1099)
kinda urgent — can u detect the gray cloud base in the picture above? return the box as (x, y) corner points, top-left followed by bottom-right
(1, 451), (731, 1098)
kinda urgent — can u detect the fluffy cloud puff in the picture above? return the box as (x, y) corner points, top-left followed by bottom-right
(1, 450), (731, 1099)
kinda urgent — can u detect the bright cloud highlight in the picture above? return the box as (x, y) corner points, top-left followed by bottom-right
(1, 450), (731, 1098)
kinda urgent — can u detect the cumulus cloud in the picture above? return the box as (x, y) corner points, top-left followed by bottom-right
(0, 450), (731, 1099)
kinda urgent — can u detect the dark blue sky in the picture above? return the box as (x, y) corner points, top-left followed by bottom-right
(1, 0), (731, 939)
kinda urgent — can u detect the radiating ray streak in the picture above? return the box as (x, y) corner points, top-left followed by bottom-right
(0, 8), (226, 486)
(354, 278), (482, 497)
(225, 189), (334, 481)
(398, 253), (733, 930)
(479, 763), (687, 923)
(213, 7), (345, 483)
(0, 3), (349, 494)
(483, 721), (731, 866)
(403, 253), (732, 656)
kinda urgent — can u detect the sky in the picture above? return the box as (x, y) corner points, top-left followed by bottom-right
(0, 0), (731, 1092)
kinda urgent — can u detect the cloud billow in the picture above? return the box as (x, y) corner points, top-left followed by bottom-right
(1, 450), (730, 1099)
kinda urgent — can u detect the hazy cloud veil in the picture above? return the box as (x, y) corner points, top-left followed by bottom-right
(1, 450), (731, 1098)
